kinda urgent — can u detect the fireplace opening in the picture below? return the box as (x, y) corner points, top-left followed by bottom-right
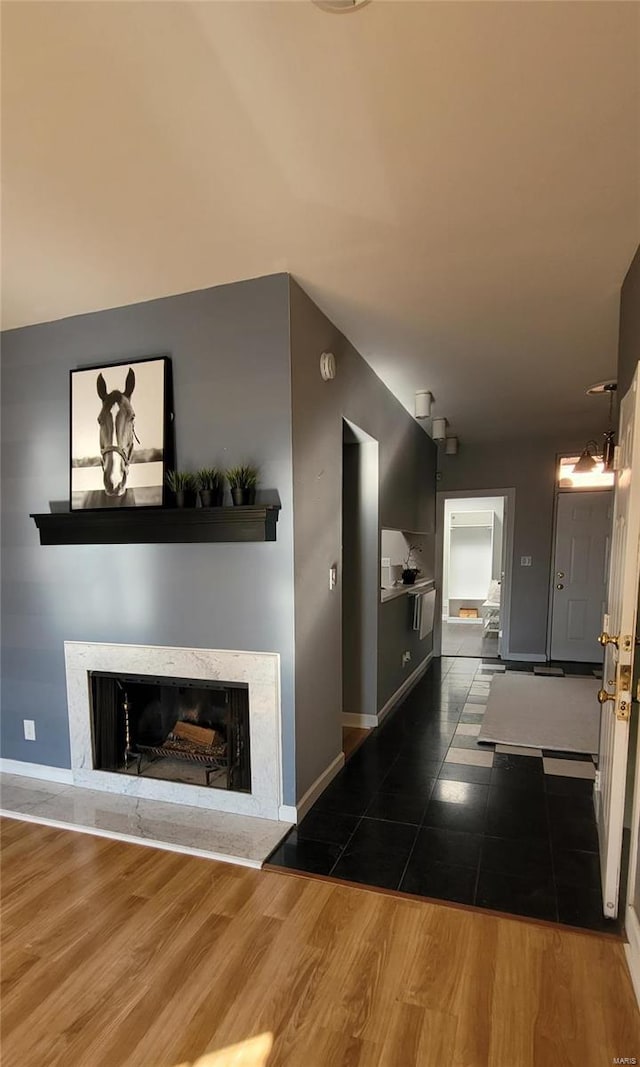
(89, 672), (251, 792)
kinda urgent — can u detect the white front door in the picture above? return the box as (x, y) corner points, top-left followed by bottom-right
(596, 365), (640, 921)
(550, 490), (613, 662)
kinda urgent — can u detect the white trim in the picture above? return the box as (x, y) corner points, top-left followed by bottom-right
(342, 712), (377, 728)
(435, 488), (515, 660)
(507, 652), (546, 662)
(0, 759), (74, 784)
(0, 810), (263, 869)
(278, 804), (298, 822)
(64, 641), (284, 820)
(377, 652), (433, 726)
(294, 752), (345, 823)
(625, 905), (640, 1010)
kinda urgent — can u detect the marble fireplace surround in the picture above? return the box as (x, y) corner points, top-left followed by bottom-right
(64, 641), (284, 821)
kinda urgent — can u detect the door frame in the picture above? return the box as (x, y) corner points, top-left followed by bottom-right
(546, 480), (614, 662)
(546, 486), (614, 662)
(435, 488), (515, 659)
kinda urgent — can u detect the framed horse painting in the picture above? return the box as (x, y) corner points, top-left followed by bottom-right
(70, 356), (172, 511)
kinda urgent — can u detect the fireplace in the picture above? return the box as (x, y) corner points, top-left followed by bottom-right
(64, 641), (284, 819)
(90, 673), (251, 792)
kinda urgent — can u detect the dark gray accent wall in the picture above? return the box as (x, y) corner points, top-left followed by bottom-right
(439, 437), (585, 657)
(289, 279), (437, 799)
(1, 275), (297, 802)
(618, 245), (640, 400)
(377, 595), (434, 710)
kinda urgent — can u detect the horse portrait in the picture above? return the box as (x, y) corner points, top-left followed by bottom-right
(96, 367), (138, 497)
(70, 357), (169, 510)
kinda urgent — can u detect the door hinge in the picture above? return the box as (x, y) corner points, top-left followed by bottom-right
(612, 445), (623, 471)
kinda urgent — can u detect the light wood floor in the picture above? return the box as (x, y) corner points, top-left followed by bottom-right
(2, 817), (639, 1067)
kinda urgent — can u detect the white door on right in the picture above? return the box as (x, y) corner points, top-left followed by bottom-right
(597, 364), (640, 920)
(550, 490), (613, 662)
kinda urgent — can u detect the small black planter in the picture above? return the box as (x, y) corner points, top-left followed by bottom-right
(174, 489), (197, 508)
(199, 488), (224, 508)
(402, 568), (419, 585)
(231, 487), (256, 506)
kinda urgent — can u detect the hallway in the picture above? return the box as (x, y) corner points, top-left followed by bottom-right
(441, 620), (499, 657)
(268, 657), (611, 933)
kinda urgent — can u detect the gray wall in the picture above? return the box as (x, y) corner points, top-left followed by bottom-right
(618, 244), (640, 400)
(289, 279), (437, 798)
(378, 593), (434, 710)
(439, 437), (584, 657)
(1, 275), (298, 802)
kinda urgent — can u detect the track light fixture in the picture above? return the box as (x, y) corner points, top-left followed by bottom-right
(431, 418), (448, 442)
(414, 391), (433, 420)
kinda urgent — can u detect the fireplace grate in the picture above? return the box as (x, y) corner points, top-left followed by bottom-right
(90, 672), (250, 792)
(123, 689), (240, 789)
(128, 743), (229, 788)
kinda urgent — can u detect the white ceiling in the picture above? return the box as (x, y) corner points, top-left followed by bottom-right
(2, 1), (639, 442)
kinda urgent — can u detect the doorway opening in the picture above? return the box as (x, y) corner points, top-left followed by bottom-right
(436, 490), (514, 659)
(341, 420), (379, 755)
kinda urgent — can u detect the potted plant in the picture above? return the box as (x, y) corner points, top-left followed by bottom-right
(165, 470), (197, 508)
(196, 467), (224, 508)
(226, 464), (259, 506)
(401, 544), (421, 585)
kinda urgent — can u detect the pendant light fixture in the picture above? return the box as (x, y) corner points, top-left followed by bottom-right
(572, 440), (599, 474)
(585, 379), (617, 472)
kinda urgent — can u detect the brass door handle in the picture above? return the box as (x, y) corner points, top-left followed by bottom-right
(598, 688), (615, 705)
(556, 584), (564, 590)
(599, 632), (619, 648)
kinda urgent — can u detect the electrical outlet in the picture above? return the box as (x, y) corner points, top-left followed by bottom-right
(23, 719), (36, 741)
(381, 557), (391, 568)
(402, 651), (411, 667)
(520, 556), (532, 567)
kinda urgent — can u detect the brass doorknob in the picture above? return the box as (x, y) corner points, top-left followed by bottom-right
(598, 688), (615, 705)
(599, 632), (619, 648)
(556, 584), (564, 590)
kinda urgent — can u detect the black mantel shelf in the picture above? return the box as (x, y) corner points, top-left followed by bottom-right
(30, 505), (281, 546)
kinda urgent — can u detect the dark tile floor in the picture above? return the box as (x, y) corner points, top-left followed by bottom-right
(267, 656), (619, 934)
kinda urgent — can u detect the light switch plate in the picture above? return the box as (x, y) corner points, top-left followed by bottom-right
(23, 719), (36, 741)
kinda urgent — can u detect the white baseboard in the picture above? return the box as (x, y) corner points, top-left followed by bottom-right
(278, 804), (298, 822)
(377, 652), (433, 726)
(342, 712), (378, 729)
(293, 752), (345, 823)
(0, 758), (74, 785)
(506, 653), (546, 662)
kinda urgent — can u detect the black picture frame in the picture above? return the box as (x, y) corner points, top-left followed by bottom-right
(70, 355), (173, 512)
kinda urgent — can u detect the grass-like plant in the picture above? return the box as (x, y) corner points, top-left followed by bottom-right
(165, 470), (197, 492)
(226, 464), (259, 490)
(195, 467), (223, 491)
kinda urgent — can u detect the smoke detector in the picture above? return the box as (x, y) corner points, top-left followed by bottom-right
(312, 0), (371, 12)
